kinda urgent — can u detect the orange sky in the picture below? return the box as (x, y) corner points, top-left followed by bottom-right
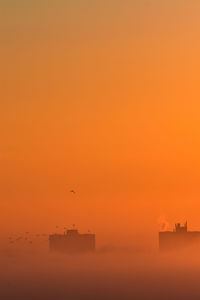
(1, 0), (200, 246)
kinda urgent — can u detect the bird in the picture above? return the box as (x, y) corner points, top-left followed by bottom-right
(69, 190), (75, 194)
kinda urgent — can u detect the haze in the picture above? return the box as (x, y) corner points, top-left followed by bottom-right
(1, 1), (200, 298)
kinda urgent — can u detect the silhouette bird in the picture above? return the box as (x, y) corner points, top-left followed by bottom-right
(70, 190), (75, 194)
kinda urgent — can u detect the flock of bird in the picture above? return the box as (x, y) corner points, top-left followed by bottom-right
(8, 232), (49, 245)
(8, 189), (77, 246)
(7, 226), (74, 246)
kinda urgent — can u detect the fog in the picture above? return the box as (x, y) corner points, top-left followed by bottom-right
(2, 245), (200, 300)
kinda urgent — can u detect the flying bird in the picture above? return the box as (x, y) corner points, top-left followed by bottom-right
(70, 190), (76, 194)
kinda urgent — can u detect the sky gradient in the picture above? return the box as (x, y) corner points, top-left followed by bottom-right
(1, 0), (200, 247)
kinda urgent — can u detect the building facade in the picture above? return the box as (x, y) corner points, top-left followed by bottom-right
(49, 229), (95, 253)
(159, 222), (200, 252)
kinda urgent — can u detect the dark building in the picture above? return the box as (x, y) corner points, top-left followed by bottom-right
(49, 229), (95, 253)
(159, 222), (200, 252)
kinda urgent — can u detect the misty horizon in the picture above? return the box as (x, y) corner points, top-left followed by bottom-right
(2, 0), (200, 298)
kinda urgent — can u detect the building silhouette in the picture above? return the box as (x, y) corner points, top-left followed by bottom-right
(159, 222), (200, 252)
(49, 228), (95, 253)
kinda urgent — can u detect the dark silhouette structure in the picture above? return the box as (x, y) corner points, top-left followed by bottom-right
(49, 229), (95, 253)
(159, 222), (200, 252)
